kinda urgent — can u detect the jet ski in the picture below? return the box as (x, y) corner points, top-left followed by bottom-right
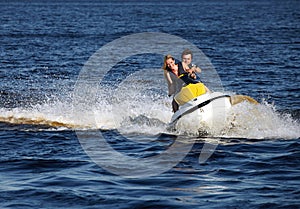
(169, 92), (232, 130)
(169, 91), (258, 132)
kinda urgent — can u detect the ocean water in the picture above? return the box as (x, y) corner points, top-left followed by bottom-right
(1, 0), (300, 208)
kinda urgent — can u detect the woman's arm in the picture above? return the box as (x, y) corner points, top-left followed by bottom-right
(164, 70), (175, 96)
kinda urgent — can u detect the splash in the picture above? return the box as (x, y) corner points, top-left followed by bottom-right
(0, 68), (172, 133)
(0, 68), (299, 139)
(224, 100), (300, 139)
(0, 92), (299, 140)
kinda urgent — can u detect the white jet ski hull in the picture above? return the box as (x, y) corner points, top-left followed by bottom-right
(170, 92), (232, 131)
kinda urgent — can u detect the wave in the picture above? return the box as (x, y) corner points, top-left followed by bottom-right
(0, 101), (90, 129)
(0, 115), (81, 129)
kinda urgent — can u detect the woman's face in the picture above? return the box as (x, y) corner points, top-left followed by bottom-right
(166, 58), (176, 69)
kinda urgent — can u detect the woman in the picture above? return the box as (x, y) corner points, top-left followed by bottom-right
(162, 54), (209, 112)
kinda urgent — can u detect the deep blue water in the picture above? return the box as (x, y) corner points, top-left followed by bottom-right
(0, 0), (300, 208)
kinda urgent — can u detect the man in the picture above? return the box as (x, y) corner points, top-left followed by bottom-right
(181, 49), (201, 74)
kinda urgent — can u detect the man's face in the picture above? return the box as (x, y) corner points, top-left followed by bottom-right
(182, 54), (192, 65)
